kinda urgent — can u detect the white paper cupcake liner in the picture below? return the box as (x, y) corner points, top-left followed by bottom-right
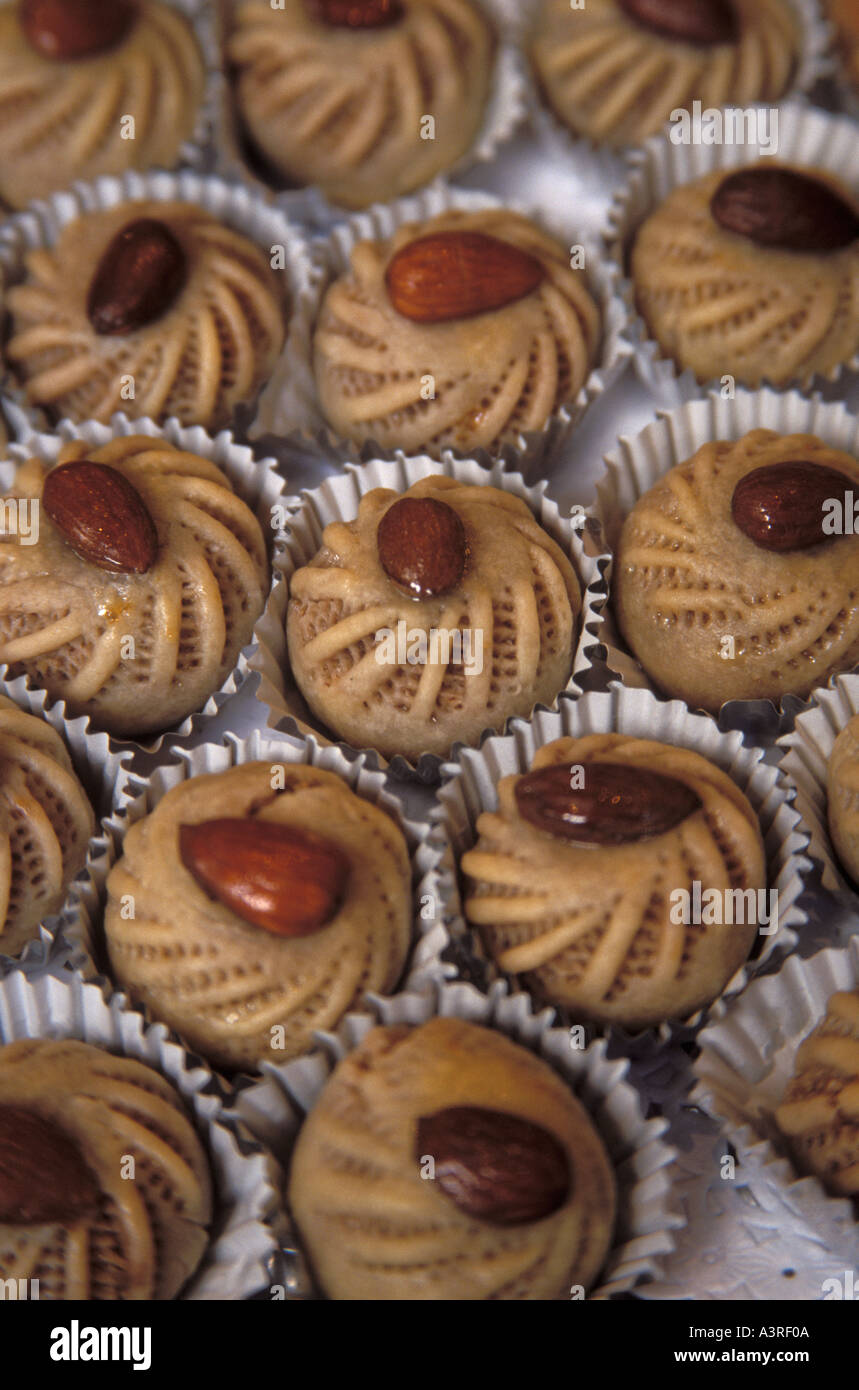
(252, 449), (612, 780)
(0, 967), (287, 1299)
(64, 725), (451, 1048)
(250, 182), (631, 473)
(0, 412), (289, 759)
(162, 0), (225, 177)
(691, 936), (859, 1265)
(0, 168), (318, 442)
(591, 386), (859, 727)
(230, 976), (683, 1299)
(426, 685), (813, 1051)
(605, 101), (859, 399)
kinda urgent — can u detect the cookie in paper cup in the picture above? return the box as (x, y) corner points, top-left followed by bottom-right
(250, 183), (630, 474)
(592, 387), (859, 725)
(605, 102), (859, 398)
(691, 937), (859, 1262)
(253, 450), (610, 780)
(0, 967), (285, 1299)
(0, 412), (288, 753)
(229, 977), (683, 1299)
(426, 685), (811, 1047)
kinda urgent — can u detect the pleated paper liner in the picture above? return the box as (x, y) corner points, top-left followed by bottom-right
(0, 412), (289, 760)
(230, 976), (684, 1300)
(0, 967), (287, 1300)
(249, 182), (631, 477)
(604, 101), (859, 400)
(691, 936), (859, 1264)
(160, 0), (225, 178)
(424, 685), (812, 1054)
(591, 387), (859, 734)
(0, 168), (319, 443)
(250, 449), (612, 784)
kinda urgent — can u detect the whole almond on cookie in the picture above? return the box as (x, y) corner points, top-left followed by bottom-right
(514, 763), (702, 845)
(0, 1103), (100, 1224)
(20, 0), (138, 61)
(377, 496), (468, 598)
(731, 462), (854, 551)
(42, 461), (159, 574)
(711, 168), (859, 252)
(309, 0), (403, 26)
(385, 231), (546, 324)
(87, 218), (188, 337)
(617, 0), (738, 44)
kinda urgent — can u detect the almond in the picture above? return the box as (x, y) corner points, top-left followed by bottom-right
(179, 819), (350, 937)
(385, 231), (546, 324)
(0, 1103), (100, 1225)
(617, 0), (738, 44)
(376, 496), (467, 598)
(42, 461), (159, 574)
(87, 218), (188, 337)
(711, 168), (859, 253)
(514, 762), (702, 845)
(20, 0), (138, 62)
(731, 461), (853, 552)
(309, 0), (403, 26)
(416, 1106), (569, 1226)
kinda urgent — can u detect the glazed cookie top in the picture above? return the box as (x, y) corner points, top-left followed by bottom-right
(531, 0), (800, 149)
(613, 430), (859, 712)
(312, 207), (602, 456)
(0, 1), (206, 209)
(631, 164), (859, 388)
(0, 1038), (212, 1300)
(462, 734), (767, 1029)
(288, 1017), (617, 1300)
(227, 0), (494, 209)
(104, 762), (413, 1072)
(775, 989), (859, 1197)
(0, 696), (94, 957)
(6, 200), (287, 431)
(0, 435), (269, 739)
(287, 474), (582, 760)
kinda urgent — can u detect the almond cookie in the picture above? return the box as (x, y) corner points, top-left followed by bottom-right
(827, 714), (859, 886)
(613, 430), (859, 712)
(288, 1016), (616, 1299)
(287, 474), (581, 760)
(827, 0), (859, 92)
(0, 697), (94, 957)
(0, 1037), (212, 1299)
(631, 163), (859, 388)
(0, 435), (269, 739)
(104, 763), (412, 1071)
(775, 989), (859, 1196)
(461, 734), (767, 1029)
(6, 200), (287, 430)
(312, 207), (601, 455)
(227, 0), (494, 209)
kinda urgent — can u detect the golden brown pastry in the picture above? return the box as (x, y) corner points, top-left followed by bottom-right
(313, 207), (601, 455)
(6, 199), (287, 430)
(775, 989), (859, 1196)
(287, 474), (581, 760)
(462, 734), (767, 1029)
(828, 0), (859, 91)
(827, 715), (859, 884)
(104, 762), (412, 1071)
(0, 1038), (212, 1299)
(227, 0), (494, 209)
(613, 430), (859, 712)
(0, 434), (269, 739)
(288, 1016), (617, 1299)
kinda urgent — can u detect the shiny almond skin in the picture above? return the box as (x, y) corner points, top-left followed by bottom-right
(731, 461), (853, 552)
(87, 218), (188, 337)
(0, 1103), (100, 1224)
(617, 0), (738, 43)
(385, 231), (546, 324)
(43, 461), (159, 574)
(711, 168), (859, 253)
(309, 0), (403, 26)
(416, 1106), (570, 1226)
(179, 819), (350, 937)
(514, 762), (702, 845)
(20, 0), (138, 61)
(377, 496), (467, 598)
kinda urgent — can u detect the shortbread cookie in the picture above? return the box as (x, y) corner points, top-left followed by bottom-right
(775, 989), (859, 1196)
(827, 715), (859, 885)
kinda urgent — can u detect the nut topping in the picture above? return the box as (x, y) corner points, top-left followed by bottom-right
(87, 218), (188, 337)
(42, 460), (159, 575)
(731, 461), (854, 552)
(377, 496), (467, 598)
(385, 231), (546, 324)
(711, 168), (859, 253)
(20, 0), (138, 62)
(0, 1103), (100, 1225)
(514, 762), (702, 845)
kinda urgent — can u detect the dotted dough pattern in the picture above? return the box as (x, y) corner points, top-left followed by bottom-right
(776, 989), (859, 1196)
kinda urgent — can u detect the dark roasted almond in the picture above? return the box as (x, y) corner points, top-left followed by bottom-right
(308, 0), (403, 26)
(711, 167), (859, 253)
(0, 1103), (100, 1225)
(514, 761), (702, 845)
(179, 819), (350, 937)
(43, 460), (158, 574)
(87, 217), (188, 337)
(731, 461), (854, 552)
(618, 0), (738, 44)
(20, 0), (138, 61)
(416, 1106), (569, 1226)
(377, 496), (467, 598)
(385, 230), (546, 323)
